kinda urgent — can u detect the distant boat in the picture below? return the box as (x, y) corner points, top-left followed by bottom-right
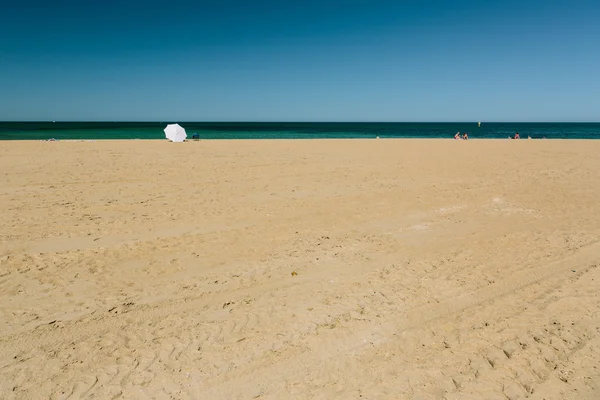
(478, 121), (481, 127)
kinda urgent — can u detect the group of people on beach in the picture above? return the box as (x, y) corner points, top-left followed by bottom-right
(453, 131), (540, 140)
(509, 132), (537, 139)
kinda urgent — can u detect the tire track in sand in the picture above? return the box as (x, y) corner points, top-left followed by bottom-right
(197, 241), (600, 398)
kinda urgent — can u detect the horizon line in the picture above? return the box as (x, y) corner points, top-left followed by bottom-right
(1, 121), (600, 124)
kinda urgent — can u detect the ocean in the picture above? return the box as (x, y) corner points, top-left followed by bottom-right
(1, 122), (599, 140)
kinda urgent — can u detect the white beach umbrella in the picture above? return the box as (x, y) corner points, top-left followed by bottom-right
(164, 123), (187, 142)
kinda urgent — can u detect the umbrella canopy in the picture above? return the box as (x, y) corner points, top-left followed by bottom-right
(164, 124), (187, 142)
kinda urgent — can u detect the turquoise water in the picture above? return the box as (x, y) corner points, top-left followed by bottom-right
(1, 122), (599, 140)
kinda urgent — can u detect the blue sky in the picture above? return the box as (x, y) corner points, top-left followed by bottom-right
(1, 0), (599, 121)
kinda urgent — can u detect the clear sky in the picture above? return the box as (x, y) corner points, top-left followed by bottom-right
(1, 0), (599, 121)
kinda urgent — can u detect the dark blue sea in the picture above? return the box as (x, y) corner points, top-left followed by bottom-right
(1, 122), (599, 140)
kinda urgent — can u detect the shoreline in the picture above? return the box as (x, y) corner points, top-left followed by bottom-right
(2, 137), (599, 142)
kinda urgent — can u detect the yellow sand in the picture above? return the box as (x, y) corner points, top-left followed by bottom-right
(1, 139), (599, 399)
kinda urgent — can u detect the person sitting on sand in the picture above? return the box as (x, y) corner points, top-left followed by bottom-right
(463, 133), (469, 140)
(455, 132), (461, 140)
(514, 132), (520, 139)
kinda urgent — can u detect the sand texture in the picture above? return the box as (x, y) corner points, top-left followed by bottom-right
(1, 139), (599, 399)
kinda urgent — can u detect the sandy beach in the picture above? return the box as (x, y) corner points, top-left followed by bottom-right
(1, 139), (599, 399)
